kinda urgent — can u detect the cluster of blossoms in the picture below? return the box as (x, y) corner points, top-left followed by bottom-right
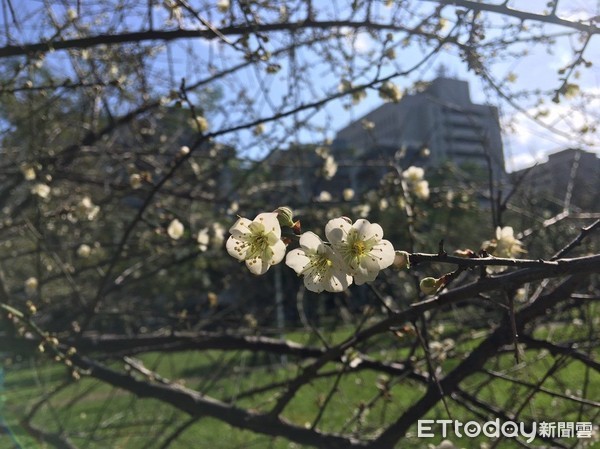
(402, 166), (430, 200)
(226, 209), (528, 296)
(226, 209), (396, 293)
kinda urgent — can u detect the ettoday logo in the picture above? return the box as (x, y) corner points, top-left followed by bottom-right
(418, 419), (595, 443)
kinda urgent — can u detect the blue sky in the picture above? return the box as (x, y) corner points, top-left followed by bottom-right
(3, 0), (599, 172)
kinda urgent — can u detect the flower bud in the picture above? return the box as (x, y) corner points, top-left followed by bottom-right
(26, 300), (37, 315)
(420, 277), (442, 295)
(392, 251), (410, 270)
(275, 206), (295, 228)
(454, 249), (475, 258)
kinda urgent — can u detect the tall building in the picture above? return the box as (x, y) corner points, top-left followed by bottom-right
(332, 77), (505, 193)
(512, 148), (600, 212)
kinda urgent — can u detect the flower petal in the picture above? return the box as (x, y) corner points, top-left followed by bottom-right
(325, 218), (351, 244)
(370, 239), (395, 269)
(304, 274), (326, 293)
(353, 219), (383, 241)
(327, 271), (352, 292)
(285, 249), (310, 274)
(229, 217), (252, 237)
(270, 239), (287, 265)
(254, 212), (281, 238)
(246, 257), (270, 275)
(299, 231), (323, 251)
(226, 236), (246, 261)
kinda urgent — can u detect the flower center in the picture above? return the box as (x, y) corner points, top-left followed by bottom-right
(245, 232), (272, 260)
(307, 253), (333, 280)
(352, 240), (366, 256)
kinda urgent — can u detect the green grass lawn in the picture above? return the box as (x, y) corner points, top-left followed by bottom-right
(2, 323), (598, 449)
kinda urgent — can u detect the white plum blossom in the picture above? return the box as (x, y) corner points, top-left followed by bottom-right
(286, 231), (352, 293)
(325, 218), (395, 285)
(482, 226), (525, 273)
(414, 179), (430, 200)
(402, 166), (424, 183)
(378, 81), (403, 102)
(211, 222), (225, 248)
(482, 226), (525, 259)
(493, 226), (525, 258)
(402, 166), (429, 200)
(31, 183), (51, 198)
(226, 212), (286, 275)
(20, 163), (36, 180)
(322, 155), (338, 180)
(77, 196), (100, 221)
(167, 219), (185, 240)
(197, 228), (210, 252)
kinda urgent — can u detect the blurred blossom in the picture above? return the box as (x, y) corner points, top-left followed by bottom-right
(211, 223), (226, 248)
(352, 203), (371, 218)
(402, 166), (424, 182)
(365, 190), (379, 203)
(20, 163), (36, 180)
(217, 0), (230, 12)
(25, 277), (38, 295)
(77, 196), (100, 221)
(414, 180), (430, 200)
(193, 116), (209, 133)
(515, 288), (527, 302)
(253, 124), (265, 136)
(31, 183), (51, 198)
(227, 201), (239, 215)
(167, 219), (185, 240)
(361, 119), (375, 130)
(197, 228), (210, 251)
(129, 173), (142, 189)
(378, 81), (402, 102)
(317, 191), (332, 202)
(315, 146), (329, 157)
(322, 155), (338, 180)
(343, 188), (355, 201)
(77, 244), (92, 258)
